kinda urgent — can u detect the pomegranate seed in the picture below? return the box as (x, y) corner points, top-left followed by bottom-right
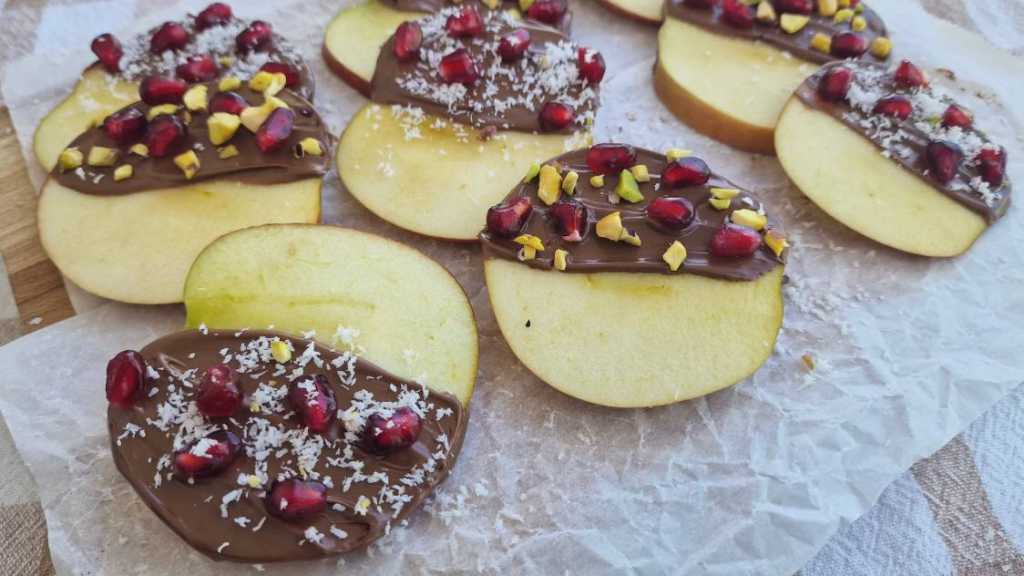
(139, 76), (188, 105)
(91, 33), (123, 73)
(209, 91), (248, 115)
(586, 144), (637, 175)
(577, 48), (606, 85)
(288, 375), (337, 433)
(106, 350), (146, 409)
(256, 108), (296, 153)
(438, 49), (478, 84)
(486, 196), (533, 237)
(831, 32), (867, 58)
(662, 156), (710, 188)
(260, 62), (301, 88)
(647, 197), (695, 230)
(539, 102), (575, 132)
(722, 0), (755, 29)
(893, 59), (927, 88)
(195, 3), (233, 31)
(236, 20), (273, 53)
(143, 114), (187, 158)
(711, 224), (762, 257)
(527, 0), (567, 25)
(266, 479), (328, 521)
(498, 29), (531, 62)
(195, 364), (242, 418)
(773, 0), (813, 13)
(173, 431), (241, 480)
(872, 95), (913, 120)
(817, 66), (854, 102)
(150, 22), (189, 53)
(550, 200), (587, 242)
(683, 0), (715, 7)
(392, 22), (423, 63)
(363, 407), (422, 454)
(176, 55), (218, 83)
(975, 147), (1007, 188)
(925, 140), (963, 184)
(941, 104), (973, 129)
(446, 6), (483, 38)
(103, 108), (147, 144)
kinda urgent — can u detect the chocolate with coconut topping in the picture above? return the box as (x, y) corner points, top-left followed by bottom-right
(380, 0), (572, 32)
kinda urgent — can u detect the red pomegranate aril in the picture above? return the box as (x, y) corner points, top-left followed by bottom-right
(893, 59), (927, 88)
(941, 104), (973, 129)
(446, 6), (483, 38)
(872, 96), (913, 120)
(392, 22), (423, 63)
(144, 114), (187, 158)
(486, 196), (533, 237)
(91, 33), (123, 73)
(925, 140), (963, 184)
(209, 91), (248, 115)
(647, 197), (695, 230)
(256, 108), (296, 153)
(550, 200), (587, 242)
(976, 147), (1007, 188)
(711, 224), (762, 257)
(106, 350), (146, 409)
(176, 55), (218, 83)
(578, 48), (606, 85)
(195, 3), (232, 31)
(818, 66), (854, 102)
(439, 49), (478, 85)
(498, 29), (531, 62)
(266, 479), (328, 521)
(260, 62), (301, 88)
(103, 108), (147, 144)
(773, 0), (813, 13)
(527, 0), (567, 25)
(662, 156), (711, 188)
(539, 102), (575, 132)
(722, 0), (755, 29)
(150, 22), (189, 53)
(683, 0), (716, 8)
(586, 144), (637, 175)
(195, 364), (242, 418)
(139, 75), (188, 105)
(831, 32), (868, 58)
(289, 375), (337, 433)
(363, 407), (422, 454)
(174, 431), (241, 480)
(237, 21), (273, 53)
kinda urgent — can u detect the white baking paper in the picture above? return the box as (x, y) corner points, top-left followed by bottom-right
(0, 0), (1023, 574)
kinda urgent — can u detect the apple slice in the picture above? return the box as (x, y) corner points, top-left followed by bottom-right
(183, 224), (478, 404)
(485, 259), (783, 408)
(38, 179), (321, 305)
(776, 99), (987, 257)
(338, 104), (590, 241)
(33, 67), (140, 172)
(595, 0), (663, 25)
(323, 0), (424, 96)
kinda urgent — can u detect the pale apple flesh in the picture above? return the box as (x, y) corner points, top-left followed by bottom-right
(595, 0), (664, 24)
(655, 17), (818, 154)
(37, 179), (321, 305)
(34, 66), (140, 171)
(339, 103), (590, 241)
(776, 99), (987, 257)
(183, 224), (478, 405)
(485, 259), (784, 408)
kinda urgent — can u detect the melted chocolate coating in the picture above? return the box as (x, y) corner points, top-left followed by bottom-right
(108, 330), (467, 563)
(480, 147), (785, 281)
(381, 0), (572, 32)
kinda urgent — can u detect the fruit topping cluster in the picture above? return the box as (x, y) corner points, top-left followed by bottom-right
(386, 0), (570, 29)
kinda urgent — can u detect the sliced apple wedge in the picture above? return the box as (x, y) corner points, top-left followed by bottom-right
(37, 179), (321, 305)
(339, 104), (590, 241)
(183, 224), (478, 404)
(776, 99), (987, 257)
(596, 0), (663, 25)
(33, 67), (140, 171)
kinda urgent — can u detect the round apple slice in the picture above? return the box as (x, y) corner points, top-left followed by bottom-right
(183, 224), (478, 405)
(595, 0), (664, 25)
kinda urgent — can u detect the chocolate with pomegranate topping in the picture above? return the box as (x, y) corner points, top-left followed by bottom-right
(380, 0), (572, 31)
(795, 60), (1012, 222)
(108, 329), (466, 563)
(480, 146), (786, 281)
(53, 82), (330, 195)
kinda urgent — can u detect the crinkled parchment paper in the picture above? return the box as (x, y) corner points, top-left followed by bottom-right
(1, 1), (1023, 574)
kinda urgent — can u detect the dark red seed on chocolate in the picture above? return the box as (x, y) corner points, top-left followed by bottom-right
(872, 95), (913, 120)
(446, 6), (483, 38)
(683, 0), (715, 8)
(256, 108), (296, 153)
(209, 91), (248, 115)
(260, 62), (301, 88)
(174, 431), (241, 480)
(91, 33), (123, 73)
(392, 22), (423, 63)
(773, 0), (813, 13)
(662, 156), (711, 188)
(439, 49), (478, 84)
(925, 140), (963, 184)
(176, 55), (218, 83)
(486, 196), (533, 237)
(236, 20), (273, 53)
(647, 197), (695, 230)
(831, 32), (868, 58)
(722, 0), (755, 29)
(539, 102), (575, 131)
(103, 108), (147, 144)
(498, 29), (531, 62)
(150, 22), (189, 54)
(586, 144), (637, 175)
(106, 350), (146, 409)
(139, 75), (188, 105)
(527, 0), (567, 25)
(817, 66), (854, 102)
(288, 375), (337, 433)
(577, 48), (606, 85)
(893, 59), (927, 88)
(195, 364), (242, 418)
(195, 3), (233, 31)
(975, 146), (1007, 188)
(143, 114), (187, 158)
(266, 479), (328, 521)
(550, 200), (588, 242)
(711, 224), (762, 257)
(941, 104), (973, 129)
(363, 407), (422, 454)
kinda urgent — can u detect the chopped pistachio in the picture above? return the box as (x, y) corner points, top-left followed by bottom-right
(756, 1), (777, 24)
(218, 76), (242, 91)
(517, 245), (537, 261)
(665, 148), (692, 161)
(710, 197), (732, 211)
(851, 15), (867, 31)
(218, 145), (240, 159)
(596, 212), (625, 241)
(514, 234), (545, 252)
(218, 55), (236, 67)
(817, 0), (838, 16)
(58, 147), (83, 171)
(296, 138), (324, 157)
(537, 164), (562, 205)
(589, 174), (605, 188)
(630, 164), (651, 183)
(810, 33), (832, 53)
(615, 169), (643, 203)
(147, 104), (179, 120)
(620, 229), (642, 247)
(271, 340), (292, 363)
(208, 112), (241, 145)
(522, 163), (541, 183)
(129, 143), (149, 157)
(518, 0), (535, 10)
(248, 71), (277, 93)
(553, 249), (569, 271)
(731, 208), (767, 231)
(870, 36), (892, 59)
(87, 146), (118, 167)
(173, 150), (201, 179)
(833, 7), (854, 22)
(562, 170), (580, 195)
(662, 241), (687, 272)
(780, 14), (810, 34)
(710, 187), (741, 200)
(113, 164), (133, 182)
(765, 230), (790, 257)
(183, 84), (208, 112)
